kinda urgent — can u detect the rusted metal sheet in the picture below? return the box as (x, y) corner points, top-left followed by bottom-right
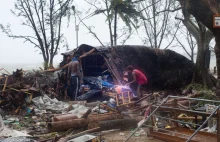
(88, 119), (138, 131)
(48, 118), (87, 132)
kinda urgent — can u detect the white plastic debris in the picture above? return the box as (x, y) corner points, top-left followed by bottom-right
(0, 115), (30, 137)
(200, 104), (218, 133)
(67, 104), (89, 118)
(137, 119), (145, 128)
(109, 98), (116, 103)
(32, 95), (69, 113)
(67, 134), (97, 142)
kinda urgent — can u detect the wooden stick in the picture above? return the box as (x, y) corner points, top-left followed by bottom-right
(134, 93), (152, 104)
(116, 94), (119, 106)
(15, 106), (21, 114)
(7, 86), (33, 103)
(122, 92), (125, 104)
(3, 77), (8, 91)
(100, 103), (117, 112)
(132, 104), (149, 112)
(63, 127), (100, 141)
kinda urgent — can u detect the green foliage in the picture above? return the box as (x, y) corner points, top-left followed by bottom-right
(185, 83), (220, 107)
(94, 0), (144, 32)
(185, 83), (204, 91)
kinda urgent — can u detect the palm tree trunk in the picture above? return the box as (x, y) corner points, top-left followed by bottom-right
(114, 8), (118, 46)
(105, 0), (114, 46)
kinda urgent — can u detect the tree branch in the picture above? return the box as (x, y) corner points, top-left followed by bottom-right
(33, 0), (48, 50)
(164, 20), (181, 49)
(175, 36), (191, 57)
(175, 16), (200, 41)
(158, 0), (171, 48)
(53, 0), (64, 57)
(139, 0), (162, 13)
(12, 35), (41, 49)
(156, 7), (182, 15)
(76, 13), (105, 47)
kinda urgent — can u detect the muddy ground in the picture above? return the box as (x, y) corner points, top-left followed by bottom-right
(101, 130), (163, 142)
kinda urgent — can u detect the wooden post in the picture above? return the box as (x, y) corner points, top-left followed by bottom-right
(173, 99), (178, 127)
(217, 110), (220, 142)
(128, 92), (131, 103)
(150, 115), (155, 134)
(115, 94), (119, 106)
(122, 92), (125, 104)
(3, 76), (8, 91)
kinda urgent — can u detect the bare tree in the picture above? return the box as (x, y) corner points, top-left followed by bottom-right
(175, 29), (197, 62)
(175, 6), (214, 88)
(0, 0), (73, 69)
(139, 0), (181, 48)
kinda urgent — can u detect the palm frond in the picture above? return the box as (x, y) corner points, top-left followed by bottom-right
(94, 9), (107, 15)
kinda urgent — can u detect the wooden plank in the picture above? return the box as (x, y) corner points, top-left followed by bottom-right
(3, 76), (8, 91)
(149, 131), (196, 142)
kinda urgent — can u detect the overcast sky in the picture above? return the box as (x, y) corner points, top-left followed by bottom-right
(0, 0), (216, 71)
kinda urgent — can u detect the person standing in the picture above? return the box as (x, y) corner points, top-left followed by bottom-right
(68, 54), (82, 100)
(125, 65), (148, 98)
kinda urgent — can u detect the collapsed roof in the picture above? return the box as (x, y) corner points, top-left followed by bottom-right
(61, 44), (195, 89)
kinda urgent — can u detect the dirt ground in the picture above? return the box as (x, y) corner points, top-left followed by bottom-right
(101, 130), (163, 142)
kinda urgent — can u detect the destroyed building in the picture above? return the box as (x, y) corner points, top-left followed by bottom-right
(61, 44), (195, 89)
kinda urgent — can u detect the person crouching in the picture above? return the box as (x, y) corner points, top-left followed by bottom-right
(125, 65), (148, 98)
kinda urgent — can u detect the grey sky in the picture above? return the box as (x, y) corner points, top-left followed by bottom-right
(0, 0), (216, 71)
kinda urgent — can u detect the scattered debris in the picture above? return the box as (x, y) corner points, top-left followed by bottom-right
(0, 53), (219, 142)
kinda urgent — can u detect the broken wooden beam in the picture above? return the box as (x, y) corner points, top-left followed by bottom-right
(88, 119), (138, 131)
(81, 109), (92, 118)
(48, 113), (124, 132)
(52, 114), (78, 122)
(48, 118), (87, 132)
(87, 113), (124, 123)
(57, 127), (100, 142)
(99, 103), (117, 112)
(2, 76), (8, 91)
(134, 93), (152, 104)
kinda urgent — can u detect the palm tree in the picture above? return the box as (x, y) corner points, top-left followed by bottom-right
(93, 0), (144, 46)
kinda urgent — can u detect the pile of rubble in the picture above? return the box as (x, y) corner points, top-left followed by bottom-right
(1, 68), (220, 142)
(0, 68), (153, 141)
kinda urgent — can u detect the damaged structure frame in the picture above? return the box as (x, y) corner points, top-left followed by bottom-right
(126, 95), (220, 142)
(61, 44), (195, 89)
